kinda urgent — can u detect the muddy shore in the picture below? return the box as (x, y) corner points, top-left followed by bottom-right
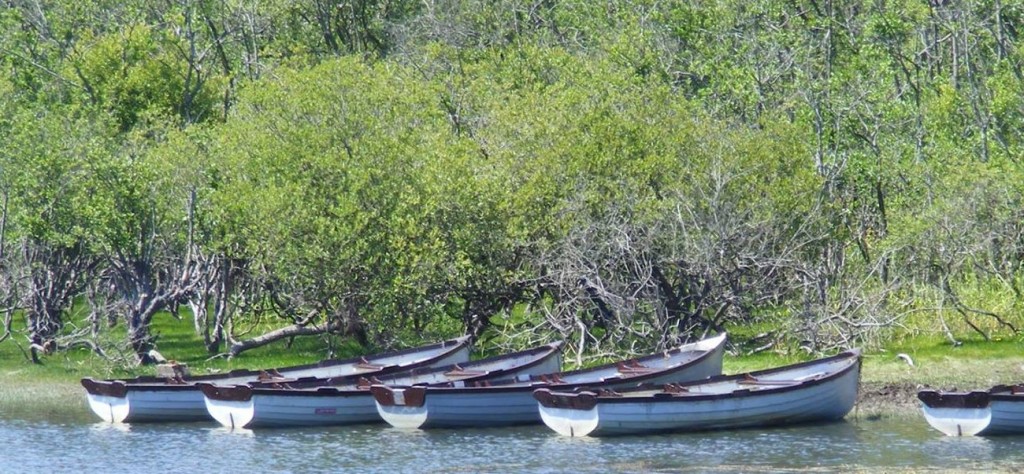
(854, 381), (924, 419)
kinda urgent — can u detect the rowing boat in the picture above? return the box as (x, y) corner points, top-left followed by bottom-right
(81, 335), (471, 423)
(918, 385), (1024, 436)
(200, 341), (563, 429)
(372, 332), (726, 429)
(534, 349), (861, 437)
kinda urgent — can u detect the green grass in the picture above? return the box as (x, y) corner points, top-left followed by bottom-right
(3, 305), (1024, 422)
(715, 328), (1024, 419)
(0, 310), (402, 421)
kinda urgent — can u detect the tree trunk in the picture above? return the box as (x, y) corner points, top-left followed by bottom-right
(206, 259), (232, 353)
(128, 312), (158, 365)
(227, 321), (339, 358)
(27, 305), (62, 364)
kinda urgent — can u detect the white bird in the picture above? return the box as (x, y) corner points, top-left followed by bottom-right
(896, 353), (914, 367)
(148, 349), (168, 363)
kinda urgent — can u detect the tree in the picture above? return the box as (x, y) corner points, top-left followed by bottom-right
(66, 22), (224, 131)
(0, 101), (114, 362)
(144, 125), (233, 354)
(79, 120), (210, 364)
(209, 58), (436, 355)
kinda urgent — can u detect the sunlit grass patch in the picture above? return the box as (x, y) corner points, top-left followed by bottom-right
(0, 372), (90, 423)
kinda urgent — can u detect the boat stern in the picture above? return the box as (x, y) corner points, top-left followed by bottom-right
(200, 383), (256, 429)
(81, 378), (131, 423)
(372, 385), (429, 429)
(533, 389), (600, 437)
(918, 390), (992, 436)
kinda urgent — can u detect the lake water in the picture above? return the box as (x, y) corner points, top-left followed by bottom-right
(3, 412), (1024, 473)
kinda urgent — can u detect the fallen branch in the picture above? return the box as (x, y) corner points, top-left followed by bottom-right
(225, 320), (338, 358)
(942, 274), (1018, 339)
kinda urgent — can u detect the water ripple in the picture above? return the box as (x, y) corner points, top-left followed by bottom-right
(3, 417), (1024, 473)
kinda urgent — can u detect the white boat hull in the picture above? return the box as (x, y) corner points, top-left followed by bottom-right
(920, 406), (991, 436)
(205, 389), (378, 429)
(374, 334), (726, 429)
(81, 336), (471, 423)
(919, 388), (1024, 436)
(205, 343), (563, 429)
(85, 394), (131, 424)
(84, 385), (210, 423)
(537, 350), (860, 437)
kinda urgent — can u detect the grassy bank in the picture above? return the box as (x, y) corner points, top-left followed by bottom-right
(855, 339), (1024, 418)
(3, 328), (1023, 423)
(0, 312), (371, 422)
(0, 373), (89, 423)
(3, 307), (1024, 422)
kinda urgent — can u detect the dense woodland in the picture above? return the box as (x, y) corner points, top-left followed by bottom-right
(1, 0), (1022, 366)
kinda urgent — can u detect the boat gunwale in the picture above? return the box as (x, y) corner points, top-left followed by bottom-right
(79, 335), (472, 395)
(987, 384), (1024, 402)
(204, 341), (565, 400)
(372, 333), (726, 400)
(918, 390), (991, 409)
(919, 384), (1024, 406)
(534, 349), (861, 409)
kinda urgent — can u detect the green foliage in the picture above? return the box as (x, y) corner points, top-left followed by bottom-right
(66, 22), (224, 130)
(210, 57), (462, 335)
(3, 0), (1024, 363)
(0, 103), (116, 249)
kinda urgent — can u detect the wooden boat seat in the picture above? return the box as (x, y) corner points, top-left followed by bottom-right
(444, 364), (488, 378)
(663, 383), (689, 394)
(354, 357), (386, 371)
(616, 360), (653, 374)
(164, 375), (189, 385)
(257, 369), (286, 381)
(537, 373), (567, 384)
(356, 376), (385, 388)
(253, 377), (303, 388)
(738, 374), (802, 387)
(595, 388), (623, 397)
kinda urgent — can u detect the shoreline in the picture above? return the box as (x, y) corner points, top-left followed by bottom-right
(0, 372), (932, 424)
(5, 349), (1022, 424)
(854, 381), (923, 420)
(0, 378), (93, 423)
